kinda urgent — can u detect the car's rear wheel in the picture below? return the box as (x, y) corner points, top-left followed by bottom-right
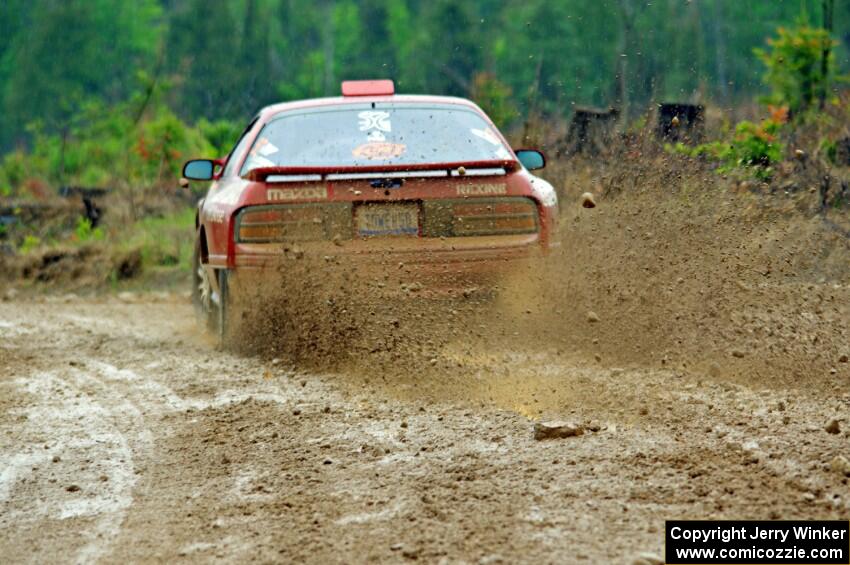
(216, 268), (235, 348)
(192, 240), (236, 348)
(192, 240), (215, 330)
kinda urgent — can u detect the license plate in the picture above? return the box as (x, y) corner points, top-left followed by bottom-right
(356, 203), (419, 237)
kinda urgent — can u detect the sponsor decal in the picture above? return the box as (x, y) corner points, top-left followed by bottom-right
(353, 110), (405, 158)
(206, 209), (226, 223)
(352, 142), (407, 160)
(358, 111), (392, 142)
(209, 183), (243, 205)
(456, 183), (507, 196)
(267, 186), (328, 201)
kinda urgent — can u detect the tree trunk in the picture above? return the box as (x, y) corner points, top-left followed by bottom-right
(322, 3), (335, 96)
(712, 0), (729, 101)
(615, 0), (635, 127)
(521, 56), (544, 146)
(820, 0), (834, 109)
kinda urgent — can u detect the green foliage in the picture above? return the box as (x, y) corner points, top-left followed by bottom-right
(73, 217), (104, 243)
(134, 108), (212, 185)
(197, 119), (243, 157)
(672, 119), (784, 180)
(118, 207), (195, 270)
(0, 151), (30, 195)
(729, 121), (784, 178)
(7, 0), (845, 148)
(0, 0), (162, 149)
(19, 235), (41, 254)
(0, 86), (220, 198)
(165, 0), (242, 118)
(1, 0), (849, 163)
(13, 207), (195, 286)
(755, 23), (837, 115)
(820, 137), (838, 164)
(470, 73), (517, 129)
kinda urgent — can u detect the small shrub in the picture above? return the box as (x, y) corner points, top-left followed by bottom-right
(73, 217), (104, 243)
(820, 138), (838, 164)
(671, 119), (784, 181)
(19, 235), (41, 254)
(728, 120), (784, 170)
(470, 72), (518, 129)
(198, 119), (243, 157)
(755, 23), (837, 116)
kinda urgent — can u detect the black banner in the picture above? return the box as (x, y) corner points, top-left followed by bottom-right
(666, 520), (849, 564)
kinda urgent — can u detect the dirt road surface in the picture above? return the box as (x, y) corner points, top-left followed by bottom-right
(1, 293), (848, 564)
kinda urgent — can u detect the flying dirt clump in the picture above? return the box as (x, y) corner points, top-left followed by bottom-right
(824, 419), (841, 434)
(580, 192), (597, 208)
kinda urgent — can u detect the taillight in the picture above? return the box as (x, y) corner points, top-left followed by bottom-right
(235, 204), (352, 243)
(422, 197), (538, 237)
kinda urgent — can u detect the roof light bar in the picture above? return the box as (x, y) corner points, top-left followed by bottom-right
(341, 80), (395, 97)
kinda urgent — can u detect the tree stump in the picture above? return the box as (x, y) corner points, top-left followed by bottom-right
(58, 186), (108, 227)
(656, 103), (704, 143)
(561, 106), (619, 156)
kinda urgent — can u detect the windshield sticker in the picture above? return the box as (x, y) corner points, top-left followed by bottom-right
(358, 111), (391, 141)
(244, 137), (277, 169)
(352, 142), (406, 160)
(250, 137), (277, 156)
(471, 127), (501, 146)
(244, 154), (275, 169)
(494, 146), (511, 159)
(257, 140), (279, 156)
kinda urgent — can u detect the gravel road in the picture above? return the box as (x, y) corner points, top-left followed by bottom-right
(1, 294), (848, 564)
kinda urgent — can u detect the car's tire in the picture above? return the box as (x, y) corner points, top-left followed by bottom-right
(191, 239), (216, 331)
(192, 240), (237, 348)
(216, 268), (234, 349)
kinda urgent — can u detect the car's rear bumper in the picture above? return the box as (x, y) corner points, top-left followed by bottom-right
(231, 234), (545, 287)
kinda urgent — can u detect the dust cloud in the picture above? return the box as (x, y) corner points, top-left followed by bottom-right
(225, 151), (849, 414)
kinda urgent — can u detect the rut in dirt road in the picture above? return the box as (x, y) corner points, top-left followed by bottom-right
(1, 297), (848, 563)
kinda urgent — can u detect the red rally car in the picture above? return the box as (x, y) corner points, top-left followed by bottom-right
(182, 80), (558, 342)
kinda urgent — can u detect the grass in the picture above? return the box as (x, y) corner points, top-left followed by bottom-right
(5, 205), (196, 292)
(117, 207), (195, 272)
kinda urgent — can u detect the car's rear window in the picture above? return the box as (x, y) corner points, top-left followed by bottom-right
(240, 104), (512, 174)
